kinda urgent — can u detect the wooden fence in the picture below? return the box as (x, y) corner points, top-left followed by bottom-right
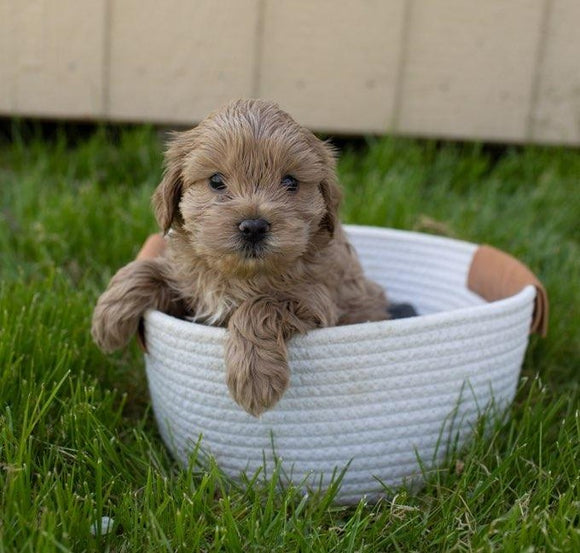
(1, 0), (579, 144)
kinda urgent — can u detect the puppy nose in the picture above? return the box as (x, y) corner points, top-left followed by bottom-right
(238, 218), (270, 242)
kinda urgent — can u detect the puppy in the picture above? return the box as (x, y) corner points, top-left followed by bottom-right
(92, 99), (389, 416)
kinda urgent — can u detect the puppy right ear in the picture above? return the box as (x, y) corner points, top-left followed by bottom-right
(152, 165), (183, 234)
(152, 132), (190, 233)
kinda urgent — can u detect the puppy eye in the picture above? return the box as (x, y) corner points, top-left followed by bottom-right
(209, 173), (226, 191)
(281, 175), (298, 192)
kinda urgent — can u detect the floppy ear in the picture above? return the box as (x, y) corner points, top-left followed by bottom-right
(152, 131), (193, 233)
(153, 167), (182, 234)
(316, 139), (342, 237)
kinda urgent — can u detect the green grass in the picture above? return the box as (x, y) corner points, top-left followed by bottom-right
(1, 123), (579, 552)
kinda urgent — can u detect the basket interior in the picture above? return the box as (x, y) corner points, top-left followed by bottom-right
(346, 225), (485, 316)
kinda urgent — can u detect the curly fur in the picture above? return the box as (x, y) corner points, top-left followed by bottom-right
(92, 99), (388, 416)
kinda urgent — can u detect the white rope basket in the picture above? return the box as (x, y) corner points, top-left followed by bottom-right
(143, 226), (537, 503)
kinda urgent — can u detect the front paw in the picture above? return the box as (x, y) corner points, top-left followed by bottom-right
(91, 259), (169, 353)
(224, 336), (290, 417)
(91, 290), (142, 353)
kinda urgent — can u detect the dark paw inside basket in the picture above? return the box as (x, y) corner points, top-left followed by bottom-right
(387, 302), (418, 319)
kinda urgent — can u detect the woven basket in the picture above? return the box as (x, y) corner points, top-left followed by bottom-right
(143, 226), (540, 503)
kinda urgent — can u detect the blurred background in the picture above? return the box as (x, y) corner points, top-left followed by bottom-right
(1, 0), (579, 144)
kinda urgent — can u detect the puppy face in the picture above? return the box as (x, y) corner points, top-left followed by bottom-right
(154, 100), (341, 277)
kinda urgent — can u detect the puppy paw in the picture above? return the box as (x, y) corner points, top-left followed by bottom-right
(91, 297), (141, 353)
(224, 335), (290, 417)
(92, 260), (175, 353)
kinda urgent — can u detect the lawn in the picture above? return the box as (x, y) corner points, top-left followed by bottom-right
(0, 123), (578, 552)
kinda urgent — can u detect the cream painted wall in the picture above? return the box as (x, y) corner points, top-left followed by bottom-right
(1, 0), (578, 144)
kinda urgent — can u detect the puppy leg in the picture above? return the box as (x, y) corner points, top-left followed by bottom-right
(92, 259), (181, 353)
(225, 291), (337, 416)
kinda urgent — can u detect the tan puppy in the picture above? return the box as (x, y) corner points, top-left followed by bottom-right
(92, 99), (388, 416)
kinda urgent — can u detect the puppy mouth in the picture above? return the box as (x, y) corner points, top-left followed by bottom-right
(239, 242), (268, 260)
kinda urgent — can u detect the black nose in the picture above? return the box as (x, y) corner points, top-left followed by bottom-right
(238, 218), (270, 243)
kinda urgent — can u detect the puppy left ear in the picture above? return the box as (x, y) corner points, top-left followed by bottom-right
(316, 140), (342, 237)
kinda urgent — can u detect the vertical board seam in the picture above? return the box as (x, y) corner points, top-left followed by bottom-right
(527, 0), (553, 141)
(7, 2), (17, 111)
(101, 0), (112, 118)
(252, 0), (267, 99)
(390, 0), (414, 133)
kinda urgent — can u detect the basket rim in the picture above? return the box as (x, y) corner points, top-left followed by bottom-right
(144, 285), (535, 344)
